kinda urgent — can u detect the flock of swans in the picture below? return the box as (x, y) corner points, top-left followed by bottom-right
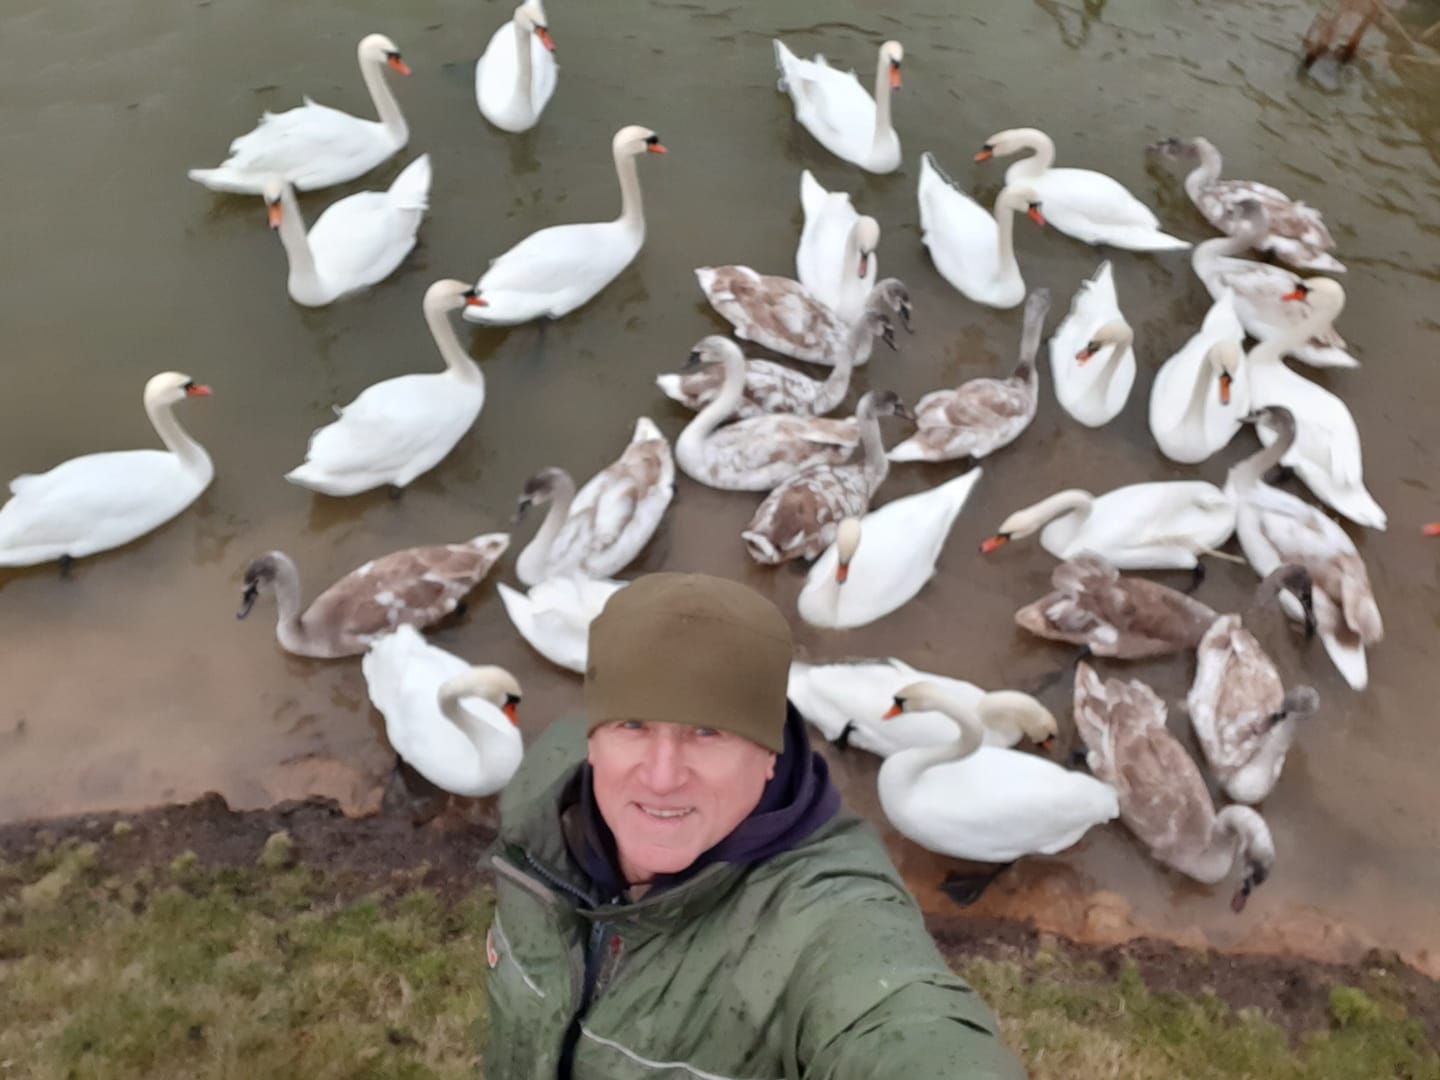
(0, 9), (1414, 911)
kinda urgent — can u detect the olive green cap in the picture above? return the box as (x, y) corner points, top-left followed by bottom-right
(584, 573), (792, 753)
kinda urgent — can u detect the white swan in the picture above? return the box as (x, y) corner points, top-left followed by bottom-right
(743, 390), (913, 565)
(1189, 565), (1321, 805)
(656, 309), (891, 419)
(798, 468), (982, 629)
(772, 39), (902, 173)
(796, 170), (879, 323)
(1192, 201), (1355, 369)
(262, 154), (431, 307)
(879, 682), (1119, 865)
(1050, 262), (1135, 428)
(363, 625), (524, 797)
(981, 481), (1237, 572)
(1225, 406), (1383, 691)
(497, 576), (626, 674)
(1149, 137), (1343, 273)
(673, 337), (859, 491)
(475, 0), (557, 133)
(918, 152), (1044, 309)
(464, 125), (665, 324)
(0, 373), (212, 569)
(888, 289), (1050, 463)
(285, 280), (487, 496)
(695, 272), (910, 368)
(513, 417), (674, 586)
(236, 535), (511, 659)
(1073, 662), (1275, 911)
(188, 34), (410, 194)
(1242, 278), (1385, 529)
(1149, 290), (1247, 464)
(787, 658), (1043, 756)
(976, 127), (1189, 251)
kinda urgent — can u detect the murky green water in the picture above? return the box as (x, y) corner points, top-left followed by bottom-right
(2, 0), (1438, 970)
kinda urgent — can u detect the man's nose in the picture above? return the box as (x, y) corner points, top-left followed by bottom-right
(640, 734), (686, 794)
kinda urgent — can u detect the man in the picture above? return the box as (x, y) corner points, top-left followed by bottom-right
(484, 572), (1026, 1078)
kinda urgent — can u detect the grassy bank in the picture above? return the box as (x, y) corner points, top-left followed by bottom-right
(2, 812), (1437, 1079)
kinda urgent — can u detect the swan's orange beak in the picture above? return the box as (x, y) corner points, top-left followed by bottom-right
(1038, 737), (1055, 752)
(536, 27), (555, 51)
(186, 384), (212, 397)
(502, 701), (519, 726)
(1027, 205), (1047, 227)
(647, 142), (667, 154)
(1423, 523), (1440, 536)
(267, 202), (282, 230)
(1281, 287), (1306, 302)
(974, 145), (994, 162)
(1075, 343), (1097, 366)
(889, 62), (902, 90)
(1219, 371), (1233, 406)
(466, 293), (488, 307)
(857, 253), (869, 278)
(835, 560), (850, 585)
(387, 54), (411, 76)
(980, 533), (1009, 554)
(882, 703), (902, 719)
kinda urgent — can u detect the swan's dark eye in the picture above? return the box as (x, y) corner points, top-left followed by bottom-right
(182, 380), (195, 391)
(504, 693), (521, 707)
(645, 134), (660, 146)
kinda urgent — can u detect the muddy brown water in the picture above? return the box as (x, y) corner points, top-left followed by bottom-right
(2, 0), (1438, 973)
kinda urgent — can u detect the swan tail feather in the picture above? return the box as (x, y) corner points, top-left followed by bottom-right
(387, 153), (432, 211)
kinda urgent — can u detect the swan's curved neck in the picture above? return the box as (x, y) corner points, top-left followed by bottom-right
(615, 149), (645, 239)
(1006, 132), (1055, 180)
(424, 299), (482, 383)
(267, 557), (312, 655)
(1207, 804), (1269, 878)
(1183, 141), (1223, 203)
(275, 185), (323, 298)
(1230, 420), (1296, 490)
(994, 194), (1021, 278)
(360, 52), (407, 144)
(439, 686), (509, 752)
(887, 693), (988, 788)
(512, 20), (533, 107)
(147, 393), (211, 479)
(521, 473), (576, 575)
(679, 351), (747, 453)
(856, 403), (890, 488)
(871, 52), (896, 149)
(1016, 490), (1093, 536)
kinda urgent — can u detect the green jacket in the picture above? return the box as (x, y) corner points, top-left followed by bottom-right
(483, 719), (1026, 1079)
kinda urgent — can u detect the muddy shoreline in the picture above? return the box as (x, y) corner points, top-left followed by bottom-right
(3, 791), (1435, 1049)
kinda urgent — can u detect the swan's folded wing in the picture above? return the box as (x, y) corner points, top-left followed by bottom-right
(1034, 168), (1160, 230)
(480, 221), (616, 293)
(227, 102), (380, 180)
(932, 378), (1031, 427)
(306, 190), (420, 285)
(299, 376), (454, 477)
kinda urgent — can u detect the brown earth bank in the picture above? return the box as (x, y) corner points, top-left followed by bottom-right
(2, 791), (1436, 1053)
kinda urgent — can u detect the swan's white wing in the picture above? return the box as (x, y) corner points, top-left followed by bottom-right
(1031, 167), (1160, 230)
(291, 374), (479, 484)
(0, 449), (205, 560)
(307, 178), (427, 292)
(223, 104), (387, 188)
(478, 221), (630, 294)
(918, 154), (1002, 290)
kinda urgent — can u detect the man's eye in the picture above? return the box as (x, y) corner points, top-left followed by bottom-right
(693, 727), (720, 738)
(619, 720), (645, 731)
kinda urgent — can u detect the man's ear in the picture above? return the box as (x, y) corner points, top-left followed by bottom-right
(766, 754), (777, 781)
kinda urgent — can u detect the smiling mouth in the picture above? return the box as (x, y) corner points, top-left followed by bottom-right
(636, 805), (694, 820)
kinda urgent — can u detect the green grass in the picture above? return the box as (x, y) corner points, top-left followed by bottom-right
(1, 836), (1436, 1079)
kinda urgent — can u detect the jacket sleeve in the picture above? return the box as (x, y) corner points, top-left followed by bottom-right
(786, 891), (1028, 1079)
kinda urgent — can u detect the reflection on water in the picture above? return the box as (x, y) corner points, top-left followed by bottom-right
(1, 0), (1439, 973)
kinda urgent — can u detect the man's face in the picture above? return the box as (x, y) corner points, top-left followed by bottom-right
(588, 720), (776, 886)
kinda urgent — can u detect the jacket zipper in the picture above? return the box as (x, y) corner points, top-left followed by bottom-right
(520, 852), (622, 1079)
